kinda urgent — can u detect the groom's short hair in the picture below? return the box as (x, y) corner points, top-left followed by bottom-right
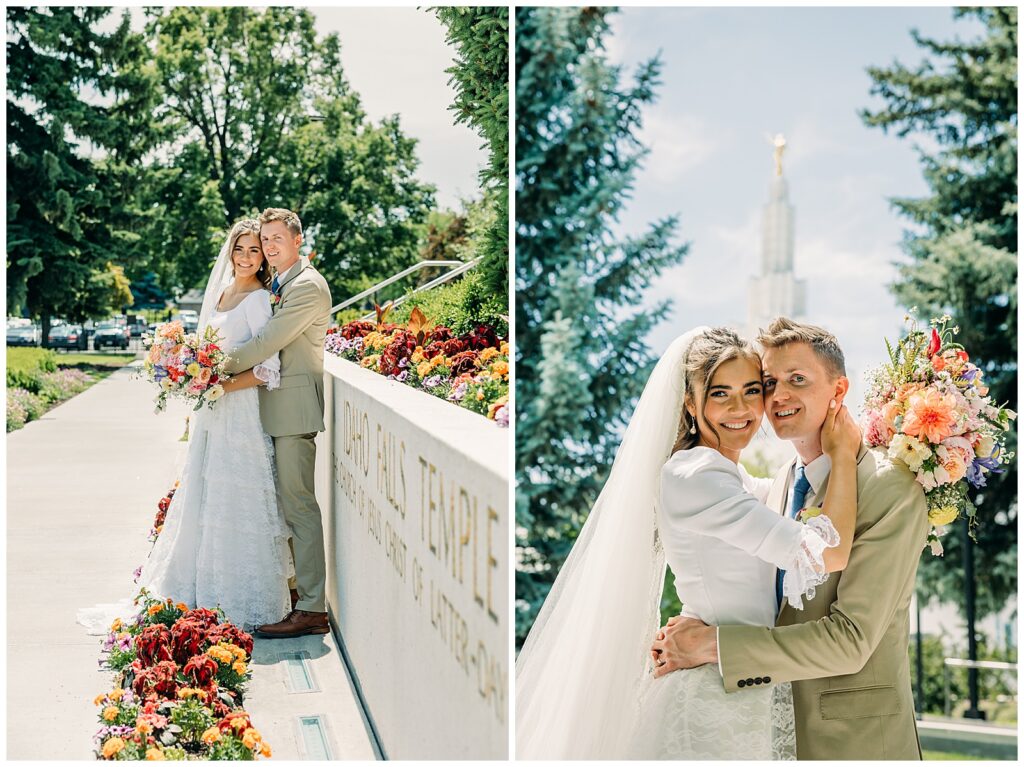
(259, 207), (302, 238)
(757, 317), (846, 378)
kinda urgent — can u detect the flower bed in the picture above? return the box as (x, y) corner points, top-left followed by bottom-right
(93, 488), (271, 761)
(6, 348), (101, 431)
(325, 307), (509, 427)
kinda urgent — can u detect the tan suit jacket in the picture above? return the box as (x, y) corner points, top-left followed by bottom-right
(718, 444), (929, 760)
(224, 257), (332, 437)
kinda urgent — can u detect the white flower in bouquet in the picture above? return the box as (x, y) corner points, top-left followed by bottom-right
(887, 434), (931, 473)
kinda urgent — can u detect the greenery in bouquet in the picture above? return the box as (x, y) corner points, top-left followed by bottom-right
(141, 322), (228, 413)
(326, 305), (509, 426)
(862, 313), (1016, 554)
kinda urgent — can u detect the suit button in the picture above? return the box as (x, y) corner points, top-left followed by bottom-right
(745, 678), (755, 686)
(764, 676), (772, 684)
(738, 679), (746, 688)
(754, 677), (763, 685)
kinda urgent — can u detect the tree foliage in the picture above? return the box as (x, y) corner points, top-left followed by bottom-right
(514, 7), (689, 645)
(433, 6), (509, 296)
(861, 7), (1017, 617)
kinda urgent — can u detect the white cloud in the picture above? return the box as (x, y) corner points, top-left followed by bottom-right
(639, 111), (724, 183)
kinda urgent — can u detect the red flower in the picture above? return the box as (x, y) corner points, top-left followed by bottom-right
(340, 321), (377, 340)
(135, 624), (173, 668)
(179, 607), (220, 629)
(183, 654), (219, 686)
(206, 624), (254, 656)
(429, 326), (454, 343)
(380, 331), (417, 376)
(926, 328), (941, 357)
(217, 710), (253, 734)
(197, 351), (211, 366)
(448, 350), (480, 376)
(463, 324), (499, 351)
(171, 619), (208, 665)
(133, 659), (179, 699)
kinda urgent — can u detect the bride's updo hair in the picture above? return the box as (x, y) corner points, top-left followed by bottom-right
(227, 218), (272, 290)
(673, 327), (761, 453)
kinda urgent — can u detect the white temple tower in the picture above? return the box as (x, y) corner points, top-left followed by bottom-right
(748, 135), (806, 337)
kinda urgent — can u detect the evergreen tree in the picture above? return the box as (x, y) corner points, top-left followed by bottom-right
(861, 7), (1017, 617)
(515, 7), (689, 645)
(6, 7), (140, 336)
(434, 6), (510, 296)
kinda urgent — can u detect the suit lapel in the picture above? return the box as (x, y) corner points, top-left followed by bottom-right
(772, 458), (796, 622)
(277, 256), (310, 294)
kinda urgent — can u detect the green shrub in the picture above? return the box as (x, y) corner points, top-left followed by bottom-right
(390, 271), (508, 337)
(6, 347), (57, 392)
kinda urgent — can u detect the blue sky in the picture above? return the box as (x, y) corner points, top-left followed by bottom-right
(604, 6), (983, 421)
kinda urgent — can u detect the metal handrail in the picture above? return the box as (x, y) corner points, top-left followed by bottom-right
(358, 257), (483, 321)
(942, 657), (1018, 719)
(328, 260), (467, 316)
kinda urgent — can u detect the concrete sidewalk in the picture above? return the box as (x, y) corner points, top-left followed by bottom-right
(6, 365), (376, 760)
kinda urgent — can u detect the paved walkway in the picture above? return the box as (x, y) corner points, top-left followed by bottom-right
(7, 364), (376, 760)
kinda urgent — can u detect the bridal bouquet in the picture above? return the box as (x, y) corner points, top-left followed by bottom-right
(142, 322), (227, 412)
(862, 313), (1016, 555)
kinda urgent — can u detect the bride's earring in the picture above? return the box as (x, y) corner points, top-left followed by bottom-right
(689, 422), (696, 435)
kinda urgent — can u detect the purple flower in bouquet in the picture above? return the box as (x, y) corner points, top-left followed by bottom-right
(494, 405), (509, 428)
(423, 375), (442, 389)
(153, 365), (168, 382)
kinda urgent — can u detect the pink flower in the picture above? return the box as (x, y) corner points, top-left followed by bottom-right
(862, 409), (893, 447)
(903, 389), (957, 444)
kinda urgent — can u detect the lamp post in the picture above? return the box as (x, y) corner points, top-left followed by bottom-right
(963, 520), (985, 719)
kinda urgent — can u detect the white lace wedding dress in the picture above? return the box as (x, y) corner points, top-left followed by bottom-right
(627, 447), (839, 760)
(79, 288), (293, 632)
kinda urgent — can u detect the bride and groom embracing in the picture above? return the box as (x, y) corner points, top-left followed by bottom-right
(84, 208), (334, 639)
(516, 319), (930, 760)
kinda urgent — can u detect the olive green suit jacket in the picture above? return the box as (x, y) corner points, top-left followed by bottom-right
(718, 445), (929, 760)
(224, 257), (332, 437)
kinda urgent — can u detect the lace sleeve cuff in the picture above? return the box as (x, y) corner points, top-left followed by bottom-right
(781, 515), (840, 610)
(253, 362), (280, 391)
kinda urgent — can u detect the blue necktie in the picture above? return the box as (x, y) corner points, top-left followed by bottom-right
(271, 274), (281, 294)
(776, 465), (811, 610)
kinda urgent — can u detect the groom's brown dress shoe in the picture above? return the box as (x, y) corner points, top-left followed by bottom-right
(256, 610), (329, 639)
(290, 589), (299, 609)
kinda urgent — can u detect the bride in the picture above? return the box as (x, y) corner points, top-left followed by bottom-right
(80, 219), (293, 632)
(515, 326), (861, 759)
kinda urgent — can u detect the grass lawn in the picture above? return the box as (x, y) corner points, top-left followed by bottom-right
(55, 351), (139, 377)
(924, 750), (991, 760)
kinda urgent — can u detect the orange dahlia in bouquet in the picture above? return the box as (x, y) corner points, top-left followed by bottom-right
(862, 313), (1016, 555)
(141, 322), (228, 413)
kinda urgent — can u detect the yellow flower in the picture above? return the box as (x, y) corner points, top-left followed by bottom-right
(160, 378), (174, 392)
(242, 728), (261, 750)
(490, 360), (509, 377)
(260, 742), (272, 758)
(233, 660), (248, 675)
(145, 747), (165, 761)
(799, 506), (824, 521)
(230, 644), (246, 660)
(928, 505), (959, 527)
(94, 694), (106, 706)
(186, 362), (201, 378)
(411, 350), (425, 364)
(499, 341), (509, 354)
(201, 727), (221, 745)
(147, 604), (162, 616)
(416, 362), (432, 378)
(207, 646), (232, 664)
(480, 348), (499, 362)
(136, 721), (153, 735)
(101, 738), (125, 758)
(176, 602), (188, 611)
(103, 706), (119, 722)
(360, 354), (380, 370)
(177, 687), (203, 700)
(110, 618), (123, 632)
(109, 688), (124, 702)
(230, 716), (249, 733)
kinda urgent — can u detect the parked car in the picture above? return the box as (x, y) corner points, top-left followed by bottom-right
(128, 317), (149, 338)
(174, 311), (199, 334)
(93, 320), (130, 350)
(47, 324), (89, 351)
(6, 321), (40, 347)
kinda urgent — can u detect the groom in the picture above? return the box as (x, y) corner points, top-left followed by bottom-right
(224, 207), (333, 638)
(652, 317), (930, 759)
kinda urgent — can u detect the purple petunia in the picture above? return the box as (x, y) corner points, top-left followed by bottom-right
(398, 357), (409, 369)
(423, 375), (442, 388)
(132, 565), (143, 583)
(396, 370), (409, 382)
(494, 405), (509, 428)
(447, 382), (468, 402)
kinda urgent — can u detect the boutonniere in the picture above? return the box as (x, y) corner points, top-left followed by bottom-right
(798, 506), (824, 523)
(270, 292), (282, 310)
